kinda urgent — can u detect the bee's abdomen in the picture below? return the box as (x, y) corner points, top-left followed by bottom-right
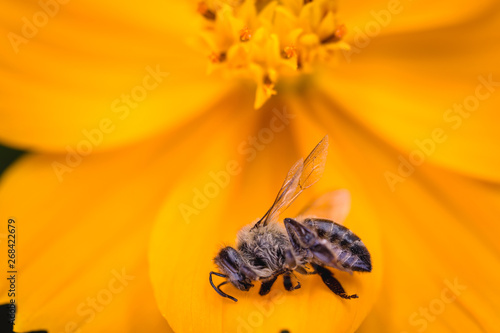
(303, 218), (372, 272)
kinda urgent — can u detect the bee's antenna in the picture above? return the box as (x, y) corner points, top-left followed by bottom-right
(209, 271), (238, 302)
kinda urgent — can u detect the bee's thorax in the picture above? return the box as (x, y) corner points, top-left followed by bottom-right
(236, 223), (291, 278)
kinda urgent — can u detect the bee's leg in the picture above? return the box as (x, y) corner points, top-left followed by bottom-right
(284, 218), (316, 250)
(259, 275), (278, 296)
(284, 218), (336, 265)
(284, 248), (297, 270)
(283, 272), (301, 291)
(295, 265), (316, 275)
(311, 263), (358, 299)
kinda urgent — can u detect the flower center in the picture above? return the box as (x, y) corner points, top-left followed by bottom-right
(195, 0), (348, 108)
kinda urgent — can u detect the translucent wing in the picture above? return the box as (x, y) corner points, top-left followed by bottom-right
(257, 135), (329, 226)
(254, 158), (303, 227)
(296, 189), (351, 225)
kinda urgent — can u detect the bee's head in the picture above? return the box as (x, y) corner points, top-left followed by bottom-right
(214, 246), (256, 291)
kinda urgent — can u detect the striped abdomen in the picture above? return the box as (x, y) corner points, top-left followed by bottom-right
(303, 218), (372, 273)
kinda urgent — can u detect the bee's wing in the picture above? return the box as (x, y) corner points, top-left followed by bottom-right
(260, 135), (329, 226)
(296, 189), (351, 225)
(257, 158), (303, 226)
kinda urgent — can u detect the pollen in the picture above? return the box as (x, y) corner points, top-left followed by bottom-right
(282, 45), (297, 59)
(208, 52), (226, 63)
(239, 27), (252, 42)
(335, 24), (347, 40)
(197, 1), (215, 20)
(194, 0), (347, 108)
(263, 76), (276, 96)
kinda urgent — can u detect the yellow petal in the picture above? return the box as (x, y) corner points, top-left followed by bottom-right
(297, 189), (352, 224)
(341, 0), (497, 37)
(0, 88), (255, 331)
(287, 90), (500, 332)
(0, 137), (183, 332)
(149, 100), (381, 333)
(317, 4), (500, 181)
(0, 0), (229, 152)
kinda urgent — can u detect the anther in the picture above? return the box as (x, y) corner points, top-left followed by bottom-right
(263, 75), (277, 96)
(240, 27), (253, 42)
(334, 24), (347, 39)
(208, 52), (227, 63)
(263, 75), (273, 86)
(282, 45), (297, 59)
(197, 2), (216, 20)
(321, 24), (347, 44)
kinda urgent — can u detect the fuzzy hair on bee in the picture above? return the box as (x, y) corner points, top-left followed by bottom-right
(209, 136), (372, 302)
(236, 222), (290, 278)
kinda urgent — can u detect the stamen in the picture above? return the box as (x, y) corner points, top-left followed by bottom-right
(196, 0), (344, 108)
(208, 52), (227, 63)
(239, 27), (253, 42)
(263, 76), (277, 97)
(321, 24), (347, 44)
(197, 2), (216, 20)
(334, 24), (347, 39)
(282, 45), (297, 59)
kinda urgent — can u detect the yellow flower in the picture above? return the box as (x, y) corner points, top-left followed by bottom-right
(1, 0), (500, 332)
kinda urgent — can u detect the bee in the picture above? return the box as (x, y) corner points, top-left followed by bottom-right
(209, 136), (371, 302)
